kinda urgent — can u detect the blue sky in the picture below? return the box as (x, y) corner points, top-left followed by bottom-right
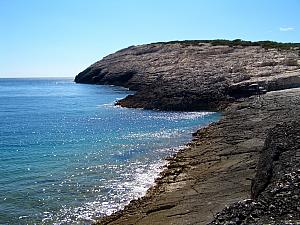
(0, 0), (299, 77)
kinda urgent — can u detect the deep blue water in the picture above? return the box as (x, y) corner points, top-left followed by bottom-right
(0, 78), (220, 224)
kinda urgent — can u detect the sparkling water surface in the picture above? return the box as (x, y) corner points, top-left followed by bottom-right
(0, 78), (220, 224)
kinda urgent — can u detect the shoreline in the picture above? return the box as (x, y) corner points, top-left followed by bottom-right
(97, 112), (221, 219)
(73, 40), (300, 224)
(96, 87), (300, 225)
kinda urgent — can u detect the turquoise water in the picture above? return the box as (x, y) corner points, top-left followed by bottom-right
(0, 78), (220, 224)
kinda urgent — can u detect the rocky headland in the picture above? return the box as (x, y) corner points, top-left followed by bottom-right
(75, 40), (300, 225)
(75, 40), (300, 111)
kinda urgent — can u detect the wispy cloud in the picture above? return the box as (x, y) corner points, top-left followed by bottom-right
(279, 27), (295, 32)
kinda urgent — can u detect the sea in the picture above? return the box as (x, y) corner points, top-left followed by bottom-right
(0, 78), (220, 224)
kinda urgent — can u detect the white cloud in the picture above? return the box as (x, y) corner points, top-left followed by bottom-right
(279, 27), (295, 32)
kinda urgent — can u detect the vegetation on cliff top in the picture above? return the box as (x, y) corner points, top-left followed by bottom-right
(154, 39), (300, 50)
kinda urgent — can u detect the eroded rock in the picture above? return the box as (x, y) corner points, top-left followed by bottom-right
(209, 121), (300, 225)
(75, 41), (300, 110)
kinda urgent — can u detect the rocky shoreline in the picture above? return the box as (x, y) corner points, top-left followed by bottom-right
(75, 40), (300, 225)
(95, 88), (300, 225)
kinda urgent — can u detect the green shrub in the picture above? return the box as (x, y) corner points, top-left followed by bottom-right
(153, 39), (300, 50)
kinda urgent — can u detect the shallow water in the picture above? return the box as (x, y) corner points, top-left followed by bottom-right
(0, 78), (220, 224)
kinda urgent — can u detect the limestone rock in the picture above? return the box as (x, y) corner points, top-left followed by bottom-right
(209, 120), (300, 225)
(75, 40), (300, 110)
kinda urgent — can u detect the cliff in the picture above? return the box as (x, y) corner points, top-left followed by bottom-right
(75, 40), (300, 111)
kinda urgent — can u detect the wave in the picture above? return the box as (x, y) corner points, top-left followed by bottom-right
(122, 129), (184, 140)
(148, 111), (215, 121)
(47, 160), (168, 224)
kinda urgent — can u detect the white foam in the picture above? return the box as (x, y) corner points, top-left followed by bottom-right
(123, 129), (183, 139)
(149, 111), (214, 121)
(96, 102), (117, 109)
(49, 160), (168, 224)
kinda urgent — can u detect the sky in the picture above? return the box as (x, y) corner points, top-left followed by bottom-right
(0, 0), (299, 78)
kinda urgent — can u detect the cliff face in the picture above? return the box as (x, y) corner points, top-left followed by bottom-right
(75, 40), (300, 110)
(210, 120), (300, 225)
